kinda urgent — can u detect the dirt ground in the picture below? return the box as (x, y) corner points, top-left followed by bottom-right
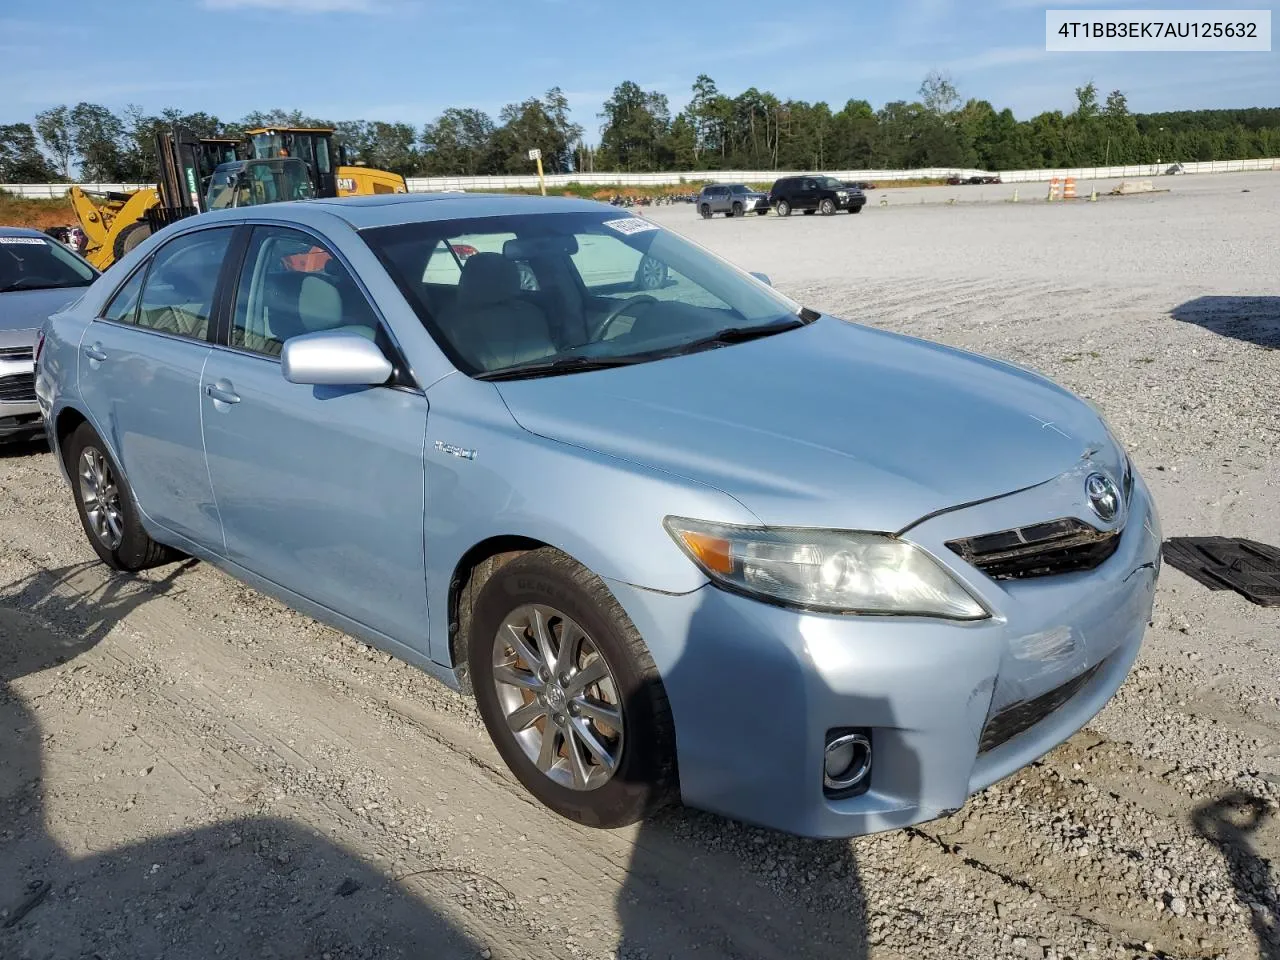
(2, 172), (1278, 960)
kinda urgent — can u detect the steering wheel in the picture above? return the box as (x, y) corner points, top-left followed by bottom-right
(591, 294), (657, 341)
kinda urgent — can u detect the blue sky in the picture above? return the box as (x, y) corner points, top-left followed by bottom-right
(1, 0), (1276, 139)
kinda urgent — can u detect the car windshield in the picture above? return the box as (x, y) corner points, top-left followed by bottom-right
(0, 235), (95, 293)
(728, 184), (751, 194)
(362, 210), (805, 378)
(818, 177), (846, 190)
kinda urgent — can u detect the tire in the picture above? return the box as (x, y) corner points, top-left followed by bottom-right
(819, 198), (835, 216)
(112, 220), (151, 263)
(634, 255), (667, 291)
(468, 548), (676, 828)
(699, 204), (711, 219)
(64, 422), (177, 571)
(775, 199), (791, 217)
(731, 202), (743, 217)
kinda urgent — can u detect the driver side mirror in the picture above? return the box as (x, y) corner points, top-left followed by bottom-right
(749, 271), (772, 287)
(281, 330), (393, 386)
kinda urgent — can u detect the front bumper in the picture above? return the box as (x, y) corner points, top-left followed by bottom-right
(607, 475), (1161, 838)
(0, 355), (40, 441)
(837, 194), (866, 210)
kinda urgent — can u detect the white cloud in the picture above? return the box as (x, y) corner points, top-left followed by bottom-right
(201, 0), (381, 12)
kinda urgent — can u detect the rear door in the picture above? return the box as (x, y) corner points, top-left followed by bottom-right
(798, 178), (821, 210)
(199, 223), (430, 647)
(77, 226), (235, 549)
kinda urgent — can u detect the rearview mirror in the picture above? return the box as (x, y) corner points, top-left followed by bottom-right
(281, 330), (393, 386)
(749, 271), (772, 287)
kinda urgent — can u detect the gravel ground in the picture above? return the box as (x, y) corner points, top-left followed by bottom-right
(2, 171), (1278, 960)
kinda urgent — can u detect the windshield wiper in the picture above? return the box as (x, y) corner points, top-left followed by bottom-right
(667, 318), (807, 355)
(474, 354), (648, 382)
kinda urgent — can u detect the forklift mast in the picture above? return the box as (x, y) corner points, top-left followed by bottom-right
(153, 127), (208, 223)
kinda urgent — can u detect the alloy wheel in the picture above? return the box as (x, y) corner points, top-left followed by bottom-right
(491, 603), (624, 791)
(78, 446), (124, 550)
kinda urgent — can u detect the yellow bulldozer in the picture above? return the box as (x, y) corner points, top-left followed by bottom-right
(70, 126), (408, 270)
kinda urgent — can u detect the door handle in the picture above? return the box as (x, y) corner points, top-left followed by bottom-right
(83, 344), (107, 362)
(205, 382), (241, 405)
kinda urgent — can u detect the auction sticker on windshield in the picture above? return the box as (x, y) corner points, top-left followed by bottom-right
(603, 217), (659, 236)
(0, 237), (47, 245)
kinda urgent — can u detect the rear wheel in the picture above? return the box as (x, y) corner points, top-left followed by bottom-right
(64, 422), (177, 571)
(112, 220), (151, 263)
(775, 199), (791, 217)
(699, 204), (711, 219)
(468, 548), (676, 828)
(819, 198), (836, 215)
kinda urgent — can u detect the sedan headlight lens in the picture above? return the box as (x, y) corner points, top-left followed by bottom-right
(664, 518), (988, 620)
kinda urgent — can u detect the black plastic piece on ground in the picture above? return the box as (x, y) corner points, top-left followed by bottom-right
(1161, 537), (1280, 607)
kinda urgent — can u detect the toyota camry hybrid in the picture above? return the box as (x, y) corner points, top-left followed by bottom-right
(36, 194), (1161, 838)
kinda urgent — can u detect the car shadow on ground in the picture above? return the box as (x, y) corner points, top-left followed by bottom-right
(1194, 791), (1279, 959)
(1169, 296), (1280, 349)
(0, 565), (482, 959)
(0, 437), (49, 459)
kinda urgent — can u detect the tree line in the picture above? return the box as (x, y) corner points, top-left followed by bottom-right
(2, 74), (1278, 183)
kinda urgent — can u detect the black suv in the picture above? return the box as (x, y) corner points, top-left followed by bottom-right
(767, 176), (866, 216)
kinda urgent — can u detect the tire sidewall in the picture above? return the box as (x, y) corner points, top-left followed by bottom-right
(468, 554), (669, 829)
(65, 424), (152, 569)
(820, 198), (835, 215)
(777, 200), (791, 217)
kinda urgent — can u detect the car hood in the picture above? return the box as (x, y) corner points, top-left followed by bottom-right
(495, 318), (1114, 532)
(0, 286), (88, 336)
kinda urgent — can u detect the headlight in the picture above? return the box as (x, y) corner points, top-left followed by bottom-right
(664, 517), (988, 620)
(837, 191), (848, 197)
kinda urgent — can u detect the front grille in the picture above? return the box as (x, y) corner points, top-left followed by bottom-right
(978, 661), (1103, 753)
(0, 345), (34, 362)
(0, 372), (36, 403)
(946, 517), (1121, 580)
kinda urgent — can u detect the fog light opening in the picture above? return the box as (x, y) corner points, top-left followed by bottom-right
(823, 731), (871, 794)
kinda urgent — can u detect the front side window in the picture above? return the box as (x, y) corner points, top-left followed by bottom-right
(136, 228), (233, 341)
(0, 235), (95, 293)
(363, 211), (804, 378)
(231, 225), (379, 358)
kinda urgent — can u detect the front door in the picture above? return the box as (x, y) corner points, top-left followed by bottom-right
(77, 227), (234, 548)
(199, 224), (430, 647)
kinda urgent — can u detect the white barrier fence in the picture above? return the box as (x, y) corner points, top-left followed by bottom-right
(3, 158), (1277, 198)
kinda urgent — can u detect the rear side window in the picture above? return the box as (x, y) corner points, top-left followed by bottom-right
(101, 265), (148, 325)
(137, 228), (234, 341)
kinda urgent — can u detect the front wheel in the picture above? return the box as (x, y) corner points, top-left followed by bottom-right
(731, 202), (743, 217)
(699, 204), (711, 219)
(64, 422), (177, 570)
(775, 200), (791, 217)
(468, 548), (676, 828)
(819, 198), (835, 215)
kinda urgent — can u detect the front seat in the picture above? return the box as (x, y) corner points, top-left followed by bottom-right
(438, 253), (555, 372)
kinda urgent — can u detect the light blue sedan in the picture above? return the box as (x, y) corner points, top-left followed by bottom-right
(36, 194), (1161, 838)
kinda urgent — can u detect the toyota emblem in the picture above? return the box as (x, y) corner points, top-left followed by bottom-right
(1085, 473), (1121, 522)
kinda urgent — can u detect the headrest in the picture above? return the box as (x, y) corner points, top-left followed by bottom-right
(457, 252), (520, 306)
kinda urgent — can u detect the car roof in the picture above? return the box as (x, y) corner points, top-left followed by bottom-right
(187, 192), (620, 231)
(0, 226), (52, 239)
